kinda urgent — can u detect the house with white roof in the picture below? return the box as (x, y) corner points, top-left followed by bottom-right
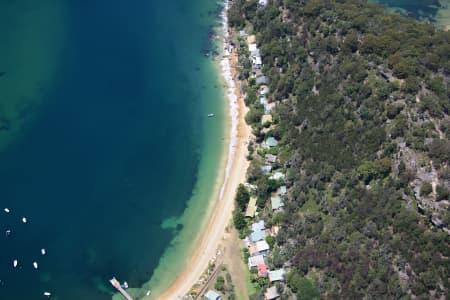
(249, 43), (257, 52)
(269, 172), (285, 180)
(258, 0), (268, 7)
(251, 220), (265, 232)
(205, 290), (222, 300)
(248, 254), (265, 269)
(268, 269), (286, 282)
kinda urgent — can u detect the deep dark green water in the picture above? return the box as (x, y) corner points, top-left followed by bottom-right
(0, 1), (225, 299)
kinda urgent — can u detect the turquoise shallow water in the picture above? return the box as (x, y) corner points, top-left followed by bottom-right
(0, 1), (225, 299)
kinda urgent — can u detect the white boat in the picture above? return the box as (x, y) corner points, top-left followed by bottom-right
(22, 217), (27, 223)
(13, 260), (18, 268)
(43, 291), (51, 297)
(207, 113), (215, 118)
(33, 262), (38, 269)
(4, 208), (10, 213)
(41, 248), (46, 255)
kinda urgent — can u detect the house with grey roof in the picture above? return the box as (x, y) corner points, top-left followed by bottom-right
(271, 196), (284, 211)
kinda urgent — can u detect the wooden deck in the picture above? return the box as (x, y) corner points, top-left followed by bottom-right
(110, 277), (134, 300)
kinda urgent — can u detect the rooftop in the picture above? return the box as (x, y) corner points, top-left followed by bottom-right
(268, 269), (286, 282)
(271, 196), (284, 210)
(248, 254), (265, 268)
(205, 290), (222, 300)
(266, 137), (278, 147)
(245, 196), (258, 218)
(269, 172), (285, 180)
(250, 230), (266, 242)
(252, 220), (265, 232)
(265, 286), (280, 300)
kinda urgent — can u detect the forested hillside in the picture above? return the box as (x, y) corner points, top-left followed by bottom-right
(228, 0), (450, 298)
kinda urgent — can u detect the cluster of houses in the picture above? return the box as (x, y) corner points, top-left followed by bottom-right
(242, 182), (287, 299)
(243, 218), (286, 299)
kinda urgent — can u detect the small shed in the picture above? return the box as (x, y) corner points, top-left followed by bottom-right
(256, 76), (268, 85)
(261, 114), (273, 125)
(268, 269), (286, 282)
(248, 43), (257, 52)
(278, 186), (287, 196)
(265, 153), (277, 164)
(259, 85), (269, 95)
(245, 196), (258, 218)
(205, 290), (222, 300)
(239, 30), (248, 38)
(265, 286), (280, 300)
(259, 0), (268, 7)
(247, 35), (256, 44)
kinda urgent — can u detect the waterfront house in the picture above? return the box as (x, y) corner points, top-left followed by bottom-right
(249, 43), (257, 52)
(249, 240), (270, 256)
(258, 263), (269, 277)
(205, 290), (222, 300)
(261, 165), (272, 174)
(265, 286), (280, 300)
(265, 153), (277, 164)
(268, 269), (286, 282)
(252, 220), (265, 232)
(269, 172), (285, 181)
(265, 137), (278, 148)
(245, 196), (258, 218)
(244, 182), (257, 191)
(271, 196), (284, 211)
(249, 229), (266, 242)
(256, 76), (268, 85)
(248, 254), (265, 269)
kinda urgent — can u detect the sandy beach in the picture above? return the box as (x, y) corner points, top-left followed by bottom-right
(155, 4), (250, 300)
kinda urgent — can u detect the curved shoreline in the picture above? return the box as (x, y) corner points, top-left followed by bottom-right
(155, 2), (250, 299)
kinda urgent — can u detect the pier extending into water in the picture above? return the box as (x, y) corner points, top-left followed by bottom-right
(110, 277), (134, 300)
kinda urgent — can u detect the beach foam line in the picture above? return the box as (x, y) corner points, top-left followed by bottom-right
(219, 0), (239, 200)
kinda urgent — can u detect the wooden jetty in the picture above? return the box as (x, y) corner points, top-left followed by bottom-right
(110, 277), (134, 300)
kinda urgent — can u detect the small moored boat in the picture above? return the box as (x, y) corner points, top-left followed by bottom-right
(207, 113), (215, 118)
